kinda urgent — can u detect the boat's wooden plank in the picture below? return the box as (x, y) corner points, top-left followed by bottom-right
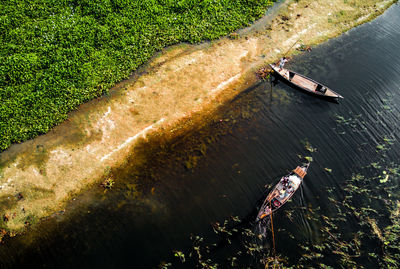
(324, 89), (338, 97)
(277, 69), (290, 80)
(293, 166), (306, 178)
(291, 75), (317, 91)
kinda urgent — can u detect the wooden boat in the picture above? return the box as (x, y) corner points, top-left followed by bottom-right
(256, 163), (310, 222)
(269, 63), (343, 101)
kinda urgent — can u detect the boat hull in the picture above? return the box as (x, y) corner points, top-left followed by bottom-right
(269, 64), (343, 101)
(256, 163), (310, 222)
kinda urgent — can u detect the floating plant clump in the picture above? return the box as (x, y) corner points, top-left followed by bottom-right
(101, 178), (115, 189)
(302, 140), (317, 153)
(334, 113), (366, 133)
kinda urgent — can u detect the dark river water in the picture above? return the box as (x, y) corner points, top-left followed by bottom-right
(1, 3), (400, 269)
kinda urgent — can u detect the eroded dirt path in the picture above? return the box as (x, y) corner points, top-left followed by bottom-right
(0, 0), (395, 234)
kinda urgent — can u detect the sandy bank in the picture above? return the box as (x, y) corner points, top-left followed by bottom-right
(0, 0), (396, 237)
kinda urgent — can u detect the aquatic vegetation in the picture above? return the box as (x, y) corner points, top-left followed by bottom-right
(296, 153), (314, 163)
(185, 155), (200, 170)
(173, 251), (186, 263)
(383, 136), (395, 145)
(374, 136), (396, 155)
(159, 215), (274, 267)
(376, 144), (387, 151)
(324, 168), (332, 173)
(0, 0), (277, 151)
(302, 140), (317, 153)
(333, 113), (367, 136)
(304, 156), (313, 162)
(256, 67), (273, 81)
(370, 162), (382, 169)
(159, 262), (172, 269)
(101, 178), (115, 189)
(315, 160), (400, 267)
(379, 171), (389, 183)
(334, 114), (351, 125)
(124, 182), (139, 200)
(231, 215), (241, 223)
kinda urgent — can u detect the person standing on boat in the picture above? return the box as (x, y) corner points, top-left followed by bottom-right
(279, 57), (288, 71)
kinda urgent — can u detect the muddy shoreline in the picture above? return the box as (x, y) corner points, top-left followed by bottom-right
(0, 0), (396, 239)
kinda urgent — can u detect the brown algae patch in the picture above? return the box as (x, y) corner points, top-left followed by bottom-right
(0, 0), (397, 237)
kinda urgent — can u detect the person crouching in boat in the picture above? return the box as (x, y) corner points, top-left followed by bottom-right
(282, 176), (289, 187)
(279, 57), (288, 71)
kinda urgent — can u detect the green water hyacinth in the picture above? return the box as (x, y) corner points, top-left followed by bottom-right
(0, 0), (276, 151)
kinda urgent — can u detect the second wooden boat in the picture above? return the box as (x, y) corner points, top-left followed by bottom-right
(256, 163), (310, 222)
(269, 63), (343, 101)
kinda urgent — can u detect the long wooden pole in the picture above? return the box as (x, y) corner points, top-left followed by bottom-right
(274, 38), (301, 66)
(269, 201), (277, 268)
(283, 38), (302, 58)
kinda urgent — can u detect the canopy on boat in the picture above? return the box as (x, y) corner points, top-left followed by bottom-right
(289, 175), (301, 187)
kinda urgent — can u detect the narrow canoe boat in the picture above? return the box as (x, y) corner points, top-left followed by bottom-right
(256, 163), (310, 222)
(269, 63), (343, 101)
